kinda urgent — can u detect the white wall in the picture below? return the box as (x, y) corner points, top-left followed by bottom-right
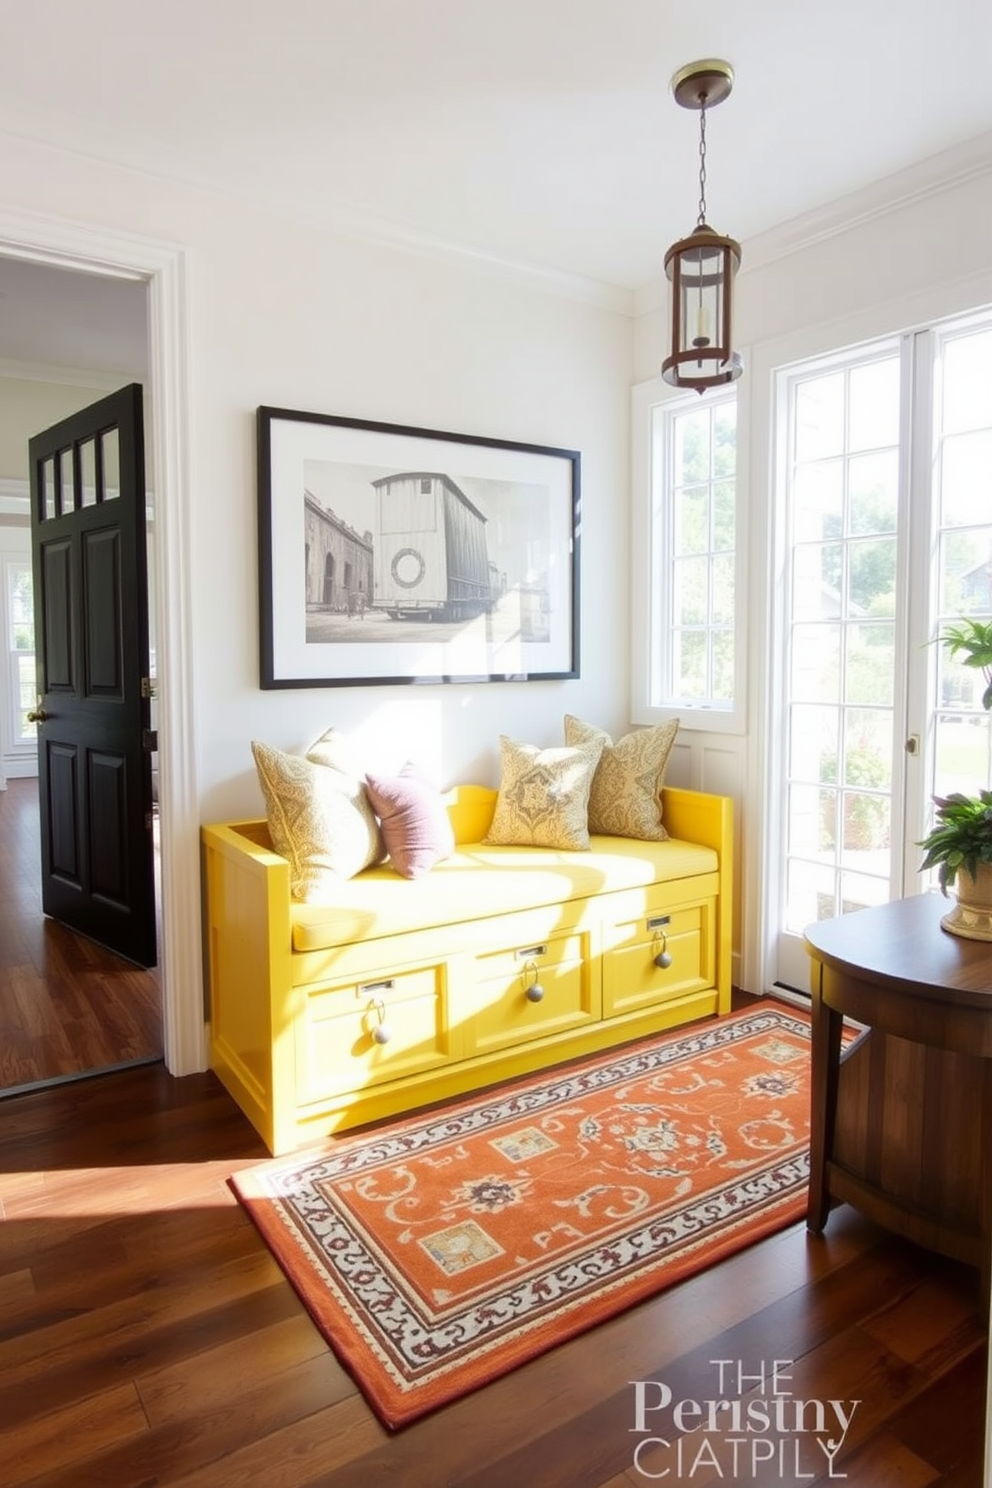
(633, 155), (992, 993)
(0, 375), (128, 480)
(0, 131), (633, 827)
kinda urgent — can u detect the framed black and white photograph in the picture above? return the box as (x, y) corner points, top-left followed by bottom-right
(257, 407), (580, 688)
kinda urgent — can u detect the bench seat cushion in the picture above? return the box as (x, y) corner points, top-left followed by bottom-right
(289, 835), (718, 953)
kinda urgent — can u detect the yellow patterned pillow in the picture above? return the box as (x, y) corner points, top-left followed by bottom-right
(251, 740), (383, 900)
(484, 735), (605, 851)
(563, 715), (679, 840)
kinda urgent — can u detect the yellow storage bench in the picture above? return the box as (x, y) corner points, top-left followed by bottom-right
(202, 784), (733, 1154)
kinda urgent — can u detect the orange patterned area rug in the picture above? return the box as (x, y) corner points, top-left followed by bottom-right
(232, 1001), (817, 1429)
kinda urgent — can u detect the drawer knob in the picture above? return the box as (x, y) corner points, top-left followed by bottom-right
(653, 929), (673, 969)
(367, 996), (392, 1045)
(525, 982), (545, 1003)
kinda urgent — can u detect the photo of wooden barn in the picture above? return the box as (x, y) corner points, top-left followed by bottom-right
(371, 471), (498, 622)
(304, 491), (373, 614)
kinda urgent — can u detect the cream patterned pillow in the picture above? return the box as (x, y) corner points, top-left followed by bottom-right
(251, 740), (383, 900)
(305, 725), (384, 774)
(484, 735), (605, 851)
(563, 715), (679, 840)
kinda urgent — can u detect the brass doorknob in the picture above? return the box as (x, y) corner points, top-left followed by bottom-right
(26, 706), (48, 723)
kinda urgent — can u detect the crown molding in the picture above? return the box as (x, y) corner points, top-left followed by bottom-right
(0, 119), (634, 318)
(744, 128), (992, 272)
(0, 357), (133, 390)
(322, 210), (636, 317)
(633, 129), (992, 319)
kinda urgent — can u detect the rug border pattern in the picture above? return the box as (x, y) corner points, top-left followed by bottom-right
(233, 1004), (815, 1426)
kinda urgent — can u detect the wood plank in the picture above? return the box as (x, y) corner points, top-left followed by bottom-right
(0, 1043), (985, 1488)
(2, 1381), (149, 1488)
(0, 778), (162, 1090)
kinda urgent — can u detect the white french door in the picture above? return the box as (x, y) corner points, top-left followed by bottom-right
(772, 316), (992, 992)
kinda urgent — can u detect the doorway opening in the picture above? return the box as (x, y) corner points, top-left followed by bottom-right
(0, 209), (203, 1084)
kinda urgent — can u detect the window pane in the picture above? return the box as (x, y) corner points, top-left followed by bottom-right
(713, 481), (735, 549)
(788, 782), (835, 857)
(673, 554), (707, 625)
(793, 542), (843, 621)
(42, 457), (56, 520)
(711, 553), (734, 624)
(793, 460), (843, 540)
(842, 709), (893, 790)
(17, 654), (37, 740)
(673, 630), (706, 701)
(941, 430), (992, 528)
(673, 409), (711, 485)
(789, 703), (839, 782)
(786, 856), (838, 930)
(791, 624), (841, 703)
(59, 447), (74, 516)
(848, 450), (898, 535)
(942, 329), (992, 434)
(933, 712), (992, 798)
(675, 487), (709, 556)
(80, 438), (98, 508)
(845, 623), (895, 706)
(938, 528), (992, 613)
(101, 428), (120, 500)
(712, 630), (734, 701)
(795, 373), (845, 461)
(846, 537), (896, 615)
(849, 359), (900, 451)
(712, 402), (736, 473)
(838, 869), (890, 914)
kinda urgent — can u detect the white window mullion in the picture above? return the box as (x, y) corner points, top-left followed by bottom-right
(900, 327), (938, 893)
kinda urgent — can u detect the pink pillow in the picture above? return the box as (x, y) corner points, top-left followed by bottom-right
(364, 767), (455, 879)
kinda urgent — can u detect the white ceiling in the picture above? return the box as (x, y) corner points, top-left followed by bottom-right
(1, 0), (992, 371)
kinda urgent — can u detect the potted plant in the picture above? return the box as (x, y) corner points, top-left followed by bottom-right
(937, 617), (992, 711)
(918, 617), (992, 940)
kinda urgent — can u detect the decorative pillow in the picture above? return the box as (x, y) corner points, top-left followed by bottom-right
(484, 735), (605, 851)
(364, 765), (455, 879)
(563, 715), (679, 840)
(251, 740), (383, 901)
(306, 725), (382, 777)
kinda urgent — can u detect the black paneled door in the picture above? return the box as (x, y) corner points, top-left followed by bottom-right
(28, 384), (157, 968)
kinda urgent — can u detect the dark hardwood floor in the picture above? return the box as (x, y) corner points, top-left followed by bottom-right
(0, 777), (162, 1094)
(0, 1061), (987, 1486)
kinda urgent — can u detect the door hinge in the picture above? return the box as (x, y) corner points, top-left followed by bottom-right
(141, 677), (157, 700)
(145, 810), (154, 830)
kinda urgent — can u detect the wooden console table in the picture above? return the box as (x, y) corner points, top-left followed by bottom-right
(805, 894), (992, 1300)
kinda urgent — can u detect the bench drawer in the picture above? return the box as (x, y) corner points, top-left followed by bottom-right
(296, 965), (452, 1103)
(465, 930), (597, 1055)
(602, 901), (714, 1017)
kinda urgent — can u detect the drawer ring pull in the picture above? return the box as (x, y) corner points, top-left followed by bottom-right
(368, 996), (393, 1046)
(653, 930), (674, 970)
(522, 960), (545, 1003)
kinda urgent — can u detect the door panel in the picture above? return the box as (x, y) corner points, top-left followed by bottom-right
(771, 320), (992, 993)
(29, 383), (156, 968)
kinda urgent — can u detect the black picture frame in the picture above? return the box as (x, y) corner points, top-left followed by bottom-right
(257, 407), (580, 689)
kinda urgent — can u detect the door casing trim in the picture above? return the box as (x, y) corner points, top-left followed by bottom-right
(0, 205), (205, 1075)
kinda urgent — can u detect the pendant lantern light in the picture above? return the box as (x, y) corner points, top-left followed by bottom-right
(661, 60), (743, 393)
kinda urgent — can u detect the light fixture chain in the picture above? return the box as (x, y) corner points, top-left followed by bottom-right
(697, 100), (708, 226)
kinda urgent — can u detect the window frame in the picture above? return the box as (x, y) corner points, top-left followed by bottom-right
(631, 376), (746, 735)
(4, 553), (37, 759)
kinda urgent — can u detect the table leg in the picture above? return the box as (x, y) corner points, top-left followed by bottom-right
(807, 965), (842, 1235)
